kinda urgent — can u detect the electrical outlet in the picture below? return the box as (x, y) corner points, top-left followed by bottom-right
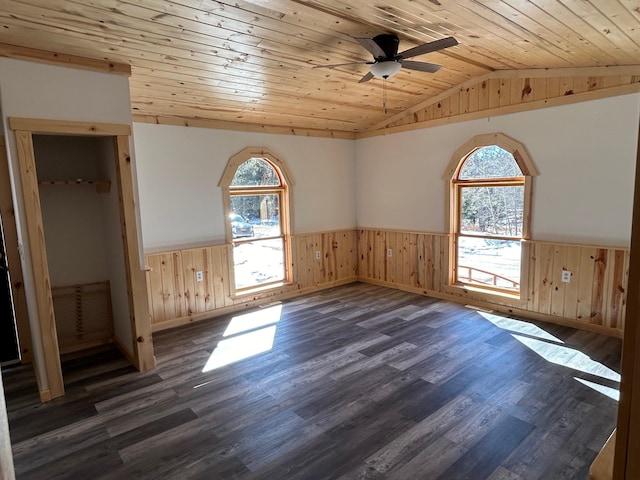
(561, 270), (571, 283)
(387, 248), (392, 257)
(315, 250), (321, 260)
(195, 270), (204, 282)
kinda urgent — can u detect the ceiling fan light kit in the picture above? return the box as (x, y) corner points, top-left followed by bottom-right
(370, 61), (402, 79)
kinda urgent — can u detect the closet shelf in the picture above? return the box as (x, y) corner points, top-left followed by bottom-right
(38, 179), (111, 193)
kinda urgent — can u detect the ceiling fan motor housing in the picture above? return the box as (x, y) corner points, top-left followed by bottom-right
(372, 34), (401, 60)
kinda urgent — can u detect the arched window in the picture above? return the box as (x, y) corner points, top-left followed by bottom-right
(219, 148), (293, 293)
(445, 134), (537, 296)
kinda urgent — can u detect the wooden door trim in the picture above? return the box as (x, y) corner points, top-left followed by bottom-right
(0, 136), (32, 364)
(8, 117), (131, 136)
(9, 118), (154, 401)
(613, 113), (640, 479)
(114, 135), (155, 371)
(13, 129), (64, 400)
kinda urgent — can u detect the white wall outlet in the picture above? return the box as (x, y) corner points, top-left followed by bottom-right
(387, 248), (393, 257)
(315, 250), (321, 260)
(561, 270), (571, 283)
(195, 270), (204, 282)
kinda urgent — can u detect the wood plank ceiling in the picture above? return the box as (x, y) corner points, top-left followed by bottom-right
(1, 0), (640, 135)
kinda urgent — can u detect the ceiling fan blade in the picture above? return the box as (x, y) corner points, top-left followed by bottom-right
(358, 71), (374, 83)
(398, 36), (458, 60)
(401, 60), (442, 73)
(355, 37), (387, 59)
(313, 61), (372, 69)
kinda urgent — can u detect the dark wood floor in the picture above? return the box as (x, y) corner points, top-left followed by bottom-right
(3, 283), (621, 480)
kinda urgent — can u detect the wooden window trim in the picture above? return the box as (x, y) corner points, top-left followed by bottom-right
(445, 133), (537, 299)
(219, 147), (294, 295)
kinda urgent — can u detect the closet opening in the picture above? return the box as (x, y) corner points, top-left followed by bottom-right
(10, 118), (154, 401)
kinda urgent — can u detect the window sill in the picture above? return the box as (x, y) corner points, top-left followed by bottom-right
(232, 281), (293, 299)
(443, 284), (528, 308)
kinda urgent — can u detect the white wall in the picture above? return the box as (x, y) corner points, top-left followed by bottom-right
(356, 94), (640, 247)
(0, 58), (135, 389)
(135, 95), (639, 252)
(133, 123), (356, 251)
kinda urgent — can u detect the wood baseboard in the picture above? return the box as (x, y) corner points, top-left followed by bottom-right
(38, 388), (52, 403)
(149, 273), (622, 339)
(151, 277), (358, 333)
(58, 338), (113, 356)
(357, 277), (623, 339)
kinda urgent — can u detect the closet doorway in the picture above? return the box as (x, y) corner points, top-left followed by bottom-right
(10, 118), (154, 401)
(0, 135), (32, 367)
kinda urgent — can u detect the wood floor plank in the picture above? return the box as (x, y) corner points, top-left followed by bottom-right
(2, 282), (621, 480)
(436, 415), (536, 480)
(363, 394), (476, 475)
(385, 434), (467, 479)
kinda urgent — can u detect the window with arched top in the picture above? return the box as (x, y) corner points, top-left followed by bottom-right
(445, 134), (537, 296)
(219, 148), (293, 293)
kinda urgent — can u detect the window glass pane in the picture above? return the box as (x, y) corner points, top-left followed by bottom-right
(231, 158), (280, 186)
(230, 194), (281, 239)
(459, 146), (522, 180)
(460, 186), (524, 237)
(233, 238), (284, 289)
(457, 237), (521, 291)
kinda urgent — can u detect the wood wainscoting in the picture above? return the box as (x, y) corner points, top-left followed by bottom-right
(145, 229), (358, 331)
(146, 227), (627, 337)
(357, 229), (628, 338)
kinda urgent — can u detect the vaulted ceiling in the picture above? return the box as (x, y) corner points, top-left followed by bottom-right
(1, 1), (640, 136)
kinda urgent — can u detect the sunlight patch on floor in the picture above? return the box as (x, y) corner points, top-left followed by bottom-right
(223, 304), (282, 337)
(512, 334), (620, 382)
(477, 311), (563, 343)
(574, 377), (619, 401)
(203, 325), (277, 372)
(477, 309), (620, 401)
(202, 304), (282, 372)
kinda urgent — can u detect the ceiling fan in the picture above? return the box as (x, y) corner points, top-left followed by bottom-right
(314, 34), (458, 83)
